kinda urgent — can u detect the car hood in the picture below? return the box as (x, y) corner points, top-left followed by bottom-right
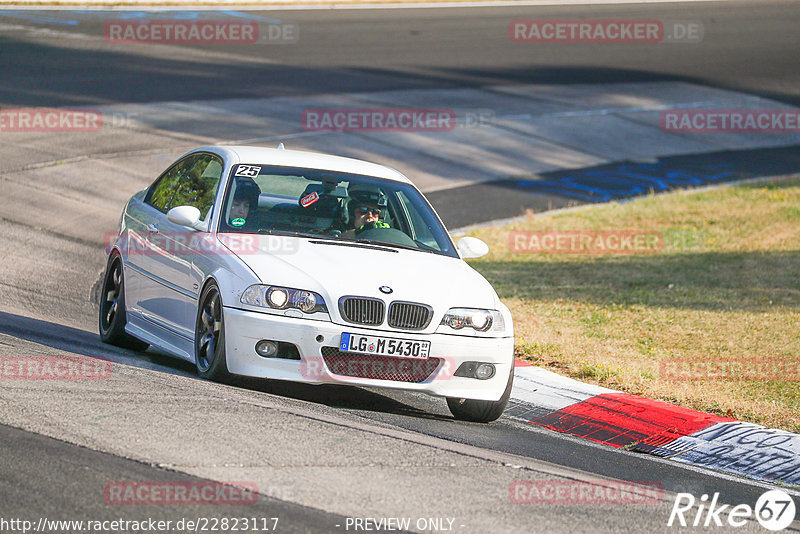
(219, 235), (499, 322)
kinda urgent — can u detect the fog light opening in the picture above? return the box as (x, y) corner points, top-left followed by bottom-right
(255, 340), (279, 358)
(454, 361), (497, 380)
(475, 363), (496, 380)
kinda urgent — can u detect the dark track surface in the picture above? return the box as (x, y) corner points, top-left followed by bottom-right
(0, 423), (352, 532)
(1, 1), (799, 107)
(434, 144), (800, 228)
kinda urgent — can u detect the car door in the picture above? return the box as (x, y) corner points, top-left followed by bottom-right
(125, 153), (222, 341)
(156, 153), (224, 336)
(124, 154), (197, 331)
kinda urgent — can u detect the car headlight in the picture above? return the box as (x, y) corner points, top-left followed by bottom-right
(266, 287), (289, 308)
(440, 308), (505, 333)
(241, 285), (327, 314)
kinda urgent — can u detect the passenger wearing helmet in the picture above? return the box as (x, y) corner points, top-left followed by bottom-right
(346, 185), (390, 237)
(228, 177), (261, 229)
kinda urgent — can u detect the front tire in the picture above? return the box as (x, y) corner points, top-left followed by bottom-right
(194, 282), (230, 382)
(98, 255), (149, 351)
(447, 365), (514, 423)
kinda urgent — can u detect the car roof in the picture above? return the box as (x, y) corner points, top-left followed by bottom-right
(201, 145), (412, 185)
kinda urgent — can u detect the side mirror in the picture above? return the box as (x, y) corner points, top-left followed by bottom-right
(457, 237), (489, 259)
(167, 206), (203, 230)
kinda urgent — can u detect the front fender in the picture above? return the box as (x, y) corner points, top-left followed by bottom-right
(201, 266), (258, 312)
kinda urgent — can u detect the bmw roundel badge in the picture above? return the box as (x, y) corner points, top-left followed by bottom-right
(379, 286), (393, 294)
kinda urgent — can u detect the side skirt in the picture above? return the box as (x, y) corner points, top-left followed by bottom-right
(126, 314), (195, 363)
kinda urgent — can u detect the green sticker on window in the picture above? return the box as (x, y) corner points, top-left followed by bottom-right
(231, 218), (246, 227)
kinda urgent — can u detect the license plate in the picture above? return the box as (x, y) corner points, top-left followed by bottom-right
(340, 332), (430, 359)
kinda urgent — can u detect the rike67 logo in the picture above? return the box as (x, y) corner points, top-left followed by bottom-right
(668, 490), (797, 531)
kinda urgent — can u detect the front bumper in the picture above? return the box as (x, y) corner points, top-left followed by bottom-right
(223, 306), (514, 401)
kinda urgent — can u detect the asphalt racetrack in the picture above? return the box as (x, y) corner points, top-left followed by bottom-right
(1, 2), (799, 533)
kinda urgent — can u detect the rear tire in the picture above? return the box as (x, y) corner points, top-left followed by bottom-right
(98, 255), (149, 351)
(447, 365), (514, 423)
(194, 282), (230, 382)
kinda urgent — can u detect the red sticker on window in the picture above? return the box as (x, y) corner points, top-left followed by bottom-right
(300, 191), (320, 208)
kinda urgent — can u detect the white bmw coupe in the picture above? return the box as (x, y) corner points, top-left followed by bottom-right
(100, 146), (514, 422)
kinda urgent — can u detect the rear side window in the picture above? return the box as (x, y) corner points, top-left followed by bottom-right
(145, 154), (223, 220)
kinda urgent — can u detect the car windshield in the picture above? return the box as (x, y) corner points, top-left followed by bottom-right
(219, 164), (457, 257)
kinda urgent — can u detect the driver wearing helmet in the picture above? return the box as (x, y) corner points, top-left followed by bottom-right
(227, 177), (261, 230)
(346, 185), (390, 237)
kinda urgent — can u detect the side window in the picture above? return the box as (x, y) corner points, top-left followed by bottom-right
(145, 154), (223, 220)
(170, 154), (223, 220)
(396, 190), (441, 250)
(146, 155), (199, 213)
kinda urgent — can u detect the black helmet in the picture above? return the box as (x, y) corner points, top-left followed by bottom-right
(348, 184), (387, 211)
(232, 177), (260, 207)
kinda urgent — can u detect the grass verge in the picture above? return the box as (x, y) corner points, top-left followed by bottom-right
(467, 176), (800, 432)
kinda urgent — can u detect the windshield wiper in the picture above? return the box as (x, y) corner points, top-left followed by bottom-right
(310, 240), (399, 253)
(257, 228), (329, 240)
(355, 238), (434, 254)
(255, 229), (436, 254)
